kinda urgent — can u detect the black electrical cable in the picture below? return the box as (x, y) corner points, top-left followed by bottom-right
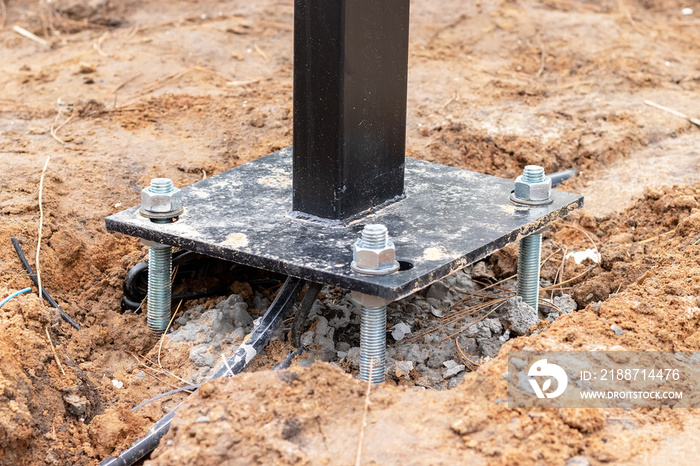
(272, 347), (306, 370)
(121, 252), (283, 312)
(100, 276), (305, 466)
(290, 282), (323, 347)
(10, 237), (81, 330)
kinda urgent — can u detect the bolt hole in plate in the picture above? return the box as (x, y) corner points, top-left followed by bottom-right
(398, 260), (414, 271)
(106, 147), (582, 301)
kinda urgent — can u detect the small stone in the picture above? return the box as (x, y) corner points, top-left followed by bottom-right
(566, 457), (591, 466)
(336, 341), (351, 352)
(391, 322), (412, 341)
(111, 379), (123, 389)
(611, 325), (624, 336)
(503, 296), (537, 335)
(232, 303), (253, 327)
(443, 359), (459, 369)
(209, 308), (234, 334)
(479, 338), (504, 358)
(196, 416), (211, 423)
(483, 318), (503, 335)
(472, 261), (496, 282)
(392, 360), (414, 379)
(300, 331), (314, 347)
(231, 328), (246, 340)
(476, 323), (492, 339)
(553, 294), (577, 314)
(63, 393), (87, 416)
(315, 334), (335, 350)
(326, 303), (351, 329)
(447, 373), (465, 388)
(314, 316), (330, 338)
(443, 360), (466, 379)
(346, 347), (361, 368)
(190, 344), (217, 367)
(426, 282), (450, 301)
(253, 295), (268, 309)
(430, 305), (446, 318)
(498, 329), (511, 342)
(167, 322), (204, 343)
(133, 371), (147, 380)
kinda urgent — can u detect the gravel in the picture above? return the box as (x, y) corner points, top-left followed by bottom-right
(167, 263), (580, 390)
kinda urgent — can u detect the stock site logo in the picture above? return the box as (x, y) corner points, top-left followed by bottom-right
(528, 359), (568, 399)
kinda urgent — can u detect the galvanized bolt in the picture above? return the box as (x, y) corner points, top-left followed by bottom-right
(516, 166), (551, 313)
(147, 242), (172, 335)
(351, 224), (398, 384)
(359, 302), (386, 384)
(142, 178), (180, 336)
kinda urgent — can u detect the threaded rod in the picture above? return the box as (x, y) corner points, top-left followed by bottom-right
(517, 232), (542, 313)
(147, 244), (172, 335)
(359, 304), (386, 384)
(360, 224), (389, 249)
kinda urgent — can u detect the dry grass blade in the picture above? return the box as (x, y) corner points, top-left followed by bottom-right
(406, 296), (510, 343)
(36, 156), (50, 301)
(440, 296), (510, 323)
(539, 299), (563, 314)
(157, 300), (183, 370)
(129, 352), (184, 391)
(455, 338), (481, 369)
(541, 265), (596, 291)
(93, 31), (110, 57)
(221, 354), (234, 377)
(254, 43), (270, 61)
(13, 25), (48, 45)
(551, 245), (567, 299)
(636, 230), (673, 245)
(139, 353), (191, 386)
(45, 326), (66, 376)
(644, 100), (700, 127)
(355, 360), (373, 466)
(471, 280), (515, 295)
(439, 301), (506, 343)
(455, 289), (514, 300)
(473, 272), (517, 293)
(553, 221), (600, 253)
(50, 109), (75, 145)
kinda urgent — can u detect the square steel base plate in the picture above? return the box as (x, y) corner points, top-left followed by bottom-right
(106, 148), (582, 300)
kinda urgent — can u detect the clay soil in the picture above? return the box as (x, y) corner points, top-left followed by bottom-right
(1, 0), (699, 465)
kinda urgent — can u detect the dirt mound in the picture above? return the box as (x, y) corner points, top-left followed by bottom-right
(148, 185), (700, 464)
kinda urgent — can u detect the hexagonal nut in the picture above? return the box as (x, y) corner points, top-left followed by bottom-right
(350, 291), (390, 308)
(514, 175), (551, 201)
(141, 187), (183, 213)
(353, 240), (396, 270)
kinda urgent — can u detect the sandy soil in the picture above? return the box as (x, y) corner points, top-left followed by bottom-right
(0, 0), (699, 464)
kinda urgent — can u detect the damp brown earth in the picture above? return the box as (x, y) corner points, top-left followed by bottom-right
(1, 0), (699, 464)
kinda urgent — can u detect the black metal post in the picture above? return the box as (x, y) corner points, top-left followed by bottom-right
(293, 0), (411, 221)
